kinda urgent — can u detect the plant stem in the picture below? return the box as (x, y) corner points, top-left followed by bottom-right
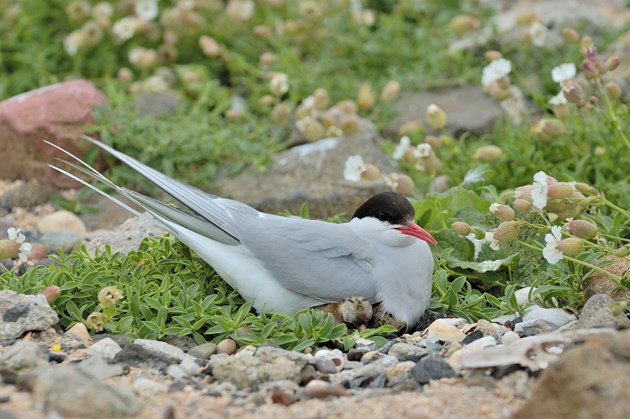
(516, 239), (625, 284)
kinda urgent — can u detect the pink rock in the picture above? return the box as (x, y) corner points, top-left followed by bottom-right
(0, 80), (107, 187)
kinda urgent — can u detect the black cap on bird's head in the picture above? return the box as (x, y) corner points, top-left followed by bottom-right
(352, 192), (437, 245)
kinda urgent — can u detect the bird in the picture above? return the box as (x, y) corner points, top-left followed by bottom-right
(316, 296), (374, 329)
(47, 136), (437, 327)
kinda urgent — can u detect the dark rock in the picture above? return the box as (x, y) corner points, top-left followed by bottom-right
(410, 356), (455, 385)
(0, 80), (107, 188)
(514, 329), (630, 419)
(462, 330), (484, 345)
(33, 364), (141, 418)
(577, 294), (630, 329)
(386, 87), (503, 138)
(0, 290), (58, 341)
(346, 348), (368, 362)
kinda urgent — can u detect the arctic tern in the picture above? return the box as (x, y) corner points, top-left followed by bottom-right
(48, 137), (436, 326)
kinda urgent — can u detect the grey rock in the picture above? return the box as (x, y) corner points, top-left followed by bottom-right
(578, 294), (630, 329)
(77, 357), (124, 380)
(514, 328), (630, 419)
(39, 230), (82, 253)
(0, 341), (49, 372)
(211, 346), (309, 389)
(133, 338), (196, 364)
(166, 364), (187, 380)
(522, 306), (577, 327)
(314, 357), (338, 374)
(34, 364), (141, 418)
(387, 342), (429, 362)
(83, 215), (166, 256)
(113, 343), (176, 370)
(86, 337), (122, 360)
(216, 124), (403, 219)
(410, 355), (455, 385)
(187, 342), (217, 360)
(0, 180), (53, 209)
(0, 290), (58, 341)
(386, 87), (503, 138)
(514, 319), (560, 336)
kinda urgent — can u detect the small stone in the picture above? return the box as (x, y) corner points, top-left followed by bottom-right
(65, 323), (91, 346)
(27, 243), (48, 261)
(0, 290), (59, 341)
(501, 331), (521, 345)
(425, 319), (465, 342)
(180, 357), (202, 376)
(360, 350), (384, 364)
(270, 386), (296, 405)
(77, 356), (124, 380)
(39, 230), (82, 253)
(187, 342), (217, 359)
(410, 356), (455, 385)
(301, 379), (348, 399)
(133, 339), (195, 363)
(522, 305), (576, 327)
(314, 357), (337, 374)
(0, 341), (49, 372)
(37, 210), (86, 235)
(87, 337), (122, 360)
(167, 365), (187, 380)
(346, 348), (368, 362)
(468, 319), (510, 339)
(577, 294), (630, 329)
(514, 319), (560, 336)
(462, 330), (484, 345)
(216, 339), (237, 355)
(387, 342), (429, 362)
(515, 287), (538, 306)
(0, 180), (53, 209)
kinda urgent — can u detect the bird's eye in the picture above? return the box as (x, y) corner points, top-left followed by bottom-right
(376, 211), (387, 221)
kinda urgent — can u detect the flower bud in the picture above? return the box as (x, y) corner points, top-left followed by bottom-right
(226, 0), (254, 22)
(566, 219), (598, 240)
(335, 100), (358, 115)
(515, 184), (533, 202)
(258, 95), (275, 107)
(530, 118), (568, 142)
(397, 120), (423, 137)
(424, 135), (442, 149)
(40, 285), (61, 305)
(594, 146), (606, 156)
(492, 221), (520, 243)
(199, 35), (222, 57)
(357, 83), (375, 110)
(562, 27), (579, 43)
(575, 182), (595, 194)
(313, 88), (330, 111)
(98, 286), (124, 308)
(0, 240), (20, 260)
(385, 173), (414, 195)
(582, 58), (599, 79)
(513, 198), (532, 212)
(474, 145), (503, 162)
(556, 238), (584, 256)
(484, 50), (502, 61)
(86, 312), (107, 332)
(340, 116), (359, 136)
(614, 246), (629, 257)
(452, 221), (471, 236)
(605, 81), (622, 100)
(66, 1), (91, 22)
(269, 73), (289, 97)
(580, 36), (594, 51)
(605, 56), (620, 72)
(547, 182), (574, 199)
(361, 164), (381, 181)
(259, 52), (277, 65)
(562, 79), (585, 105)
(489, 203), (515, 221)
(117, 67), (133, 83)
(486, 81), (512, 101)
(271, 102), (292, 126)
(380, 80), (401, 102)
(253, 25), (271, 38)
(296, 116), (324, 142)
(449, 15), (481, 34)
(553, 103), (569, 120)
(426, 104), (447, 129)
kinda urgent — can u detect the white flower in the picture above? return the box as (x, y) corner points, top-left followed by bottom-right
(549, 90), (567, 105)
(302, 95), (315, 109)
(466, 233), (485, 261)
(343, 155), (366, 182)
(63, 31), (83, 56)
(415, 143), (432, 158)
(7, 228), (31, 263)
(484, 231), (500, 251)
(135, 0), (159, 21)
(392, 136), (410, 160)
(112, 16), (137, 42)
(543, 225), (563, 264)
(489, 203), (500, 213)
(481, 58), (512, 87)
(529, 21), (548, 47)
(551, 63), (576, 84)
(269, 73), (289, 97)
(531, 171), (549, 209)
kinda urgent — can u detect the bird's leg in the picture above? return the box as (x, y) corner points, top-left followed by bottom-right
(313, 297), (374, 330)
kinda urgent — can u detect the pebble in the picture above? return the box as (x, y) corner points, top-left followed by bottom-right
(167, 365), (187, 380)
(77, 356), (124, 380)
(301, 379), (348, 399)
(515, 319), (561, 336)
(0, 290), (59, 340)
(65, 323), (91, 346)
(387, 342), (429, 362)
(425, 319), (466, 342)
(314, 357), (338, 374)
(187, 342), (217, 359)
(522, 305), (576, 327)
(179, 357), (202, 376)
(134, 338), (196, 363)
(515, 287), (538, 306)
(461, 330), (484, 345)
(36, 210), (86, 235)
(0, 341), (49, 372)
(216, 338), (237, 355)
(410, 356), (455, 385)
(87, 337), (122, 360)
(501, 331), (521, 345)
(39, 230), (82, 253)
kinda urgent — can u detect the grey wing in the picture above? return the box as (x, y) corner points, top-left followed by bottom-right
(236, 215), (378, 301)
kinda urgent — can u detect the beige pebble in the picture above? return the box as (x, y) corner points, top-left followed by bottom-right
(37, 210), (86, 235)
(426, 319), (466, 342)
(66, 322), (92, 346)
(216, 338), (237, 355)
(301, 379), (348, 399)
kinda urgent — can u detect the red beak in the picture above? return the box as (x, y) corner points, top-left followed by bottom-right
(395, 223), (437, 245)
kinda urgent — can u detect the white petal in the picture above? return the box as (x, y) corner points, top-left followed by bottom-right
(551, 63), (577, 83)
(531, 171), (549, 209)
(343, 155), (366, 182)
(392, 136), (410, 160)
(548, 91), (567, 105)
(543, 244), (563, 264)
(7, 228), (17, 241)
